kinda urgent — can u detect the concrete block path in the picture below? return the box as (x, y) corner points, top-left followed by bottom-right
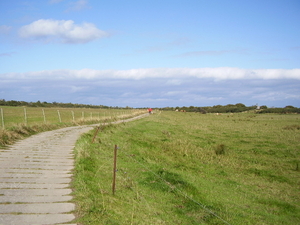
(0, 113), (149, 225)
(0, 125), (94, 225)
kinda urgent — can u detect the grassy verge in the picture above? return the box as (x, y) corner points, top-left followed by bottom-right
(72, 111), (300, 224)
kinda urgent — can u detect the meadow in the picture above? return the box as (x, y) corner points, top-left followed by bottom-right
(72, 111), (300, 225)
(0, 106), (142, 129)
(0, 106), (144, 146)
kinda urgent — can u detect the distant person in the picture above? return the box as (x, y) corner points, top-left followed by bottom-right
(148, 108), (153, 114)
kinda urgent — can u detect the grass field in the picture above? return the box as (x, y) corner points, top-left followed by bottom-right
(0, 106), (145, 146)
(72, 111), (300, 224)
(0, 106), (142, 129)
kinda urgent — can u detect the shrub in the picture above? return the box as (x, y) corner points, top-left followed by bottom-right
(215, 144), (226, 155)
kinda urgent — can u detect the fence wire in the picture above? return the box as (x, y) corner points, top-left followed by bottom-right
(0, 107), (142, 129)
(109, 145), (232, 225)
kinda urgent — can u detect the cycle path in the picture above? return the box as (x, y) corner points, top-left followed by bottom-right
(0, 114), (149, 225)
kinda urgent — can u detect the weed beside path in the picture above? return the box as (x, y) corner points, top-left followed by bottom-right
(72, 112), (300, 224)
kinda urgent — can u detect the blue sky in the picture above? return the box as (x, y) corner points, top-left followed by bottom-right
(0, 0), (299, 108)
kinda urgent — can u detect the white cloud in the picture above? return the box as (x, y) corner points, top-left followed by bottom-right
(165, 91), (188, 96)
(166, 79), (182, 85)
(5, 68), (298, 80)
(0, 68), (296, 81)
(69, 85), (88, 93)
(19, 19), (109, 44)
(1, 68), (299, 107)
(251, 91), (300, 102)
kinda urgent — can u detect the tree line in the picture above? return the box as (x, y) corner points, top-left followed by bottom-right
(0, 99), (132, 109)
(158, 103), (300, 114)
(1, 99), (299, 113)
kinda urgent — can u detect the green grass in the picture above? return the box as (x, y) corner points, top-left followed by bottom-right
(72, 111), (300, 224)
(0, 106), (142, 128)
(0, 106), (145, 147)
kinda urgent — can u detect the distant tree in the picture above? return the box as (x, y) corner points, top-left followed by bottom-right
(235, 103), (246, 108)
(285, 105), (295, 109)
(226, 104), (235, 107)
(213, 105), (222, 108)
(0, 99), (6, 106)
(7, 100), (20, 106)
(196, 107), (207, 114)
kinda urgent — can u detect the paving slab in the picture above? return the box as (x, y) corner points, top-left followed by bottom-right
(0, 172), (72, 178)
(0, 195), (73, 203)
(0, 164), (75, 170)
(0, 213), (75, 225)
(0, 203), (75, 214)
(0, 183), (69, 189)
(0, 169), (72, 174)
(0, 188), (72, 196)
(0, 177), (72, 183)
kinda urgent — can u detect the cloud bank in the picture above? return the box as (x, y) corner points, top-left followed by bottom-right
(19, 19), (108, 44)
(1, 68), (299, 108)
(2, 68), (300, 80)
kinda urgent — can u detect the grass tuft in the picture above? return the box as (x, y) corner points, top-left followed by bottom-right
(215, 144), (226, 155)
(283, 124), (300, 130)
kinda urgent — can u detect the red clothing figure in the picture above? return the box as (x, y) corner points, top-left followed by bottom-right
(148, 108), (153, 114)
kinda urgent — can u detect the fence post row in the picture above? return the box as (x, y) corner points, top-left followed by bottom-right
(0, 108), (144, 129)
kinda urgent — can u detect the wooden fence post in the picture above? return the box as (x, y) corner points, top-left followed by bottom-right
(42, 109), (46, 123)
(57, 110), (62, 123)
(72, 111), (75, 122)
(112, 145), (118, 195)
(0, 108), (4, 129)
(24, 107), (27, 125)
(92, 126), (101, 143)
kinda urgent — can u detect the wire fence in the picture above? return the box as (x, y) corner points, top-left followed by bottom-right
(116, 147), (231, 225)
(119, 146), (231, 224)
(92, 139), (232, 225)
(0, 107), (144, 129)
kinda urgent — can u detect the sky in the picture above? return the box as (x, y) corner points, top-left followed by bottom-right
(0, 0), (299, 108)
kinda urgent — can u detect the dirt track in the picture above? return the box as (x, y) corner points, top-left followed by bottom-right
(0, 113), (148, 225)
